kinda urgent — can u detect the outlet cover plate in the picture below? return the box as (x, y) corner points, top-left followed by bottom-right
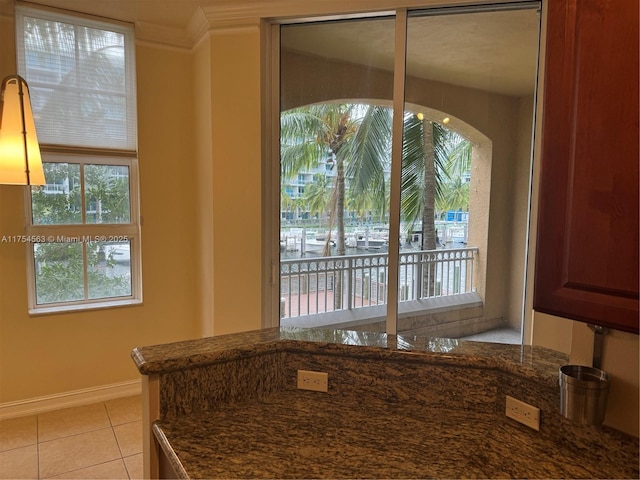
(297, 370), (328, 392)
(505, 395), (540, 431)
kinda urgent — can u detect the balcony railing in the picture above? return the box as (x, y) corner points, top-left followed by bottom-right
(280, 247), (478, 319)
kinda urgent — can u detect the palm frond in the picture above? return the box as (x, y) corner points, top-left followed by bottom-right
(399, 114), (426, 226)
(345, 105), (392, 199)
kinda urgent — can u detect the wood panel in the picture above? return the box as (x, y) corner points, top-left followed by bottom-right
(534, 0), (639, 333)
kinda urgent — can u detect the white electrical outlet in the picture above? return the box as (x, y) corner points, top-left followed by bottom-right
(297, 370), (328, 392)
(505, 395), (540, 431)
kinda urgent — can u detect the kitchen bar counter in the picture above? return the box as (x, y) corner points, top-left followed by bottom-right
(153, 391), (637, 479)
(132, 327), (567, 385)
(132, 328), (639, 479)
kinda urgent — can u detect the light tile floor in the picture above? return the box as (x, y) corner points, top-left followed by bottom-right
(0, 395), (142, 480)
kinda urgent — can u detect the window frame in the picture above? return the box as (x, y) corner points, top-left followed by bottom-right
(269, 2), (542, 337)
(15, 6), (142, 314)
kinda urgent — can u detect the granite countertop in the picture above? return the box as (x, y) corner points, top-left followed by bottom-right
(153, 391), (638, 479)
(132, 327), (568, 388)
(133, 328), (639, 479)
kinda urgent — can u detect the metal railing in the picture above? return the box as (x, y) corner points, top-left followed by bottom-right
(280, 247), (478, 319)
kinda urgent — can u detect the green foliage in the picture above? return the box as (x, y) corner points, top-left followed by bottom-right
(24, 17), (133, 306)
(302, 174), (332, 220)
(31, 163), (130, 225)
(31, 164), (82, 224)
(400, 115), (471, 238)
(84, 165), (130, 224)
(34, 243), (84, 303)
(281, 104), (472, 243)
(437, 177), (470, 215)
(34, 242), (131, 304)
(281, 103), (394, 255)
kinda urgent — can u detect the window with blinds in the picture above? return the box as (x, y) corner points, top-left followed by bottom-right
(16, 6), (142, 312)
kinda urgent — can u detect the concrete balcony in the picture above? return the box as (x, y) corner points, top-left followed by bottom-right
(280, 247), (510, 339)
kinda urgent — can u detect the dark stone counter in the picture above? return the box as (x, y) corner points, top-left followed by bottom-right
(132, 327), (639, 479)
(153, 392), (637, 479)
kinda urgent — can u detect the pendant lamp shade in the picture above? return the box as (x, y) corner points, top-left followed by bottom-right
(0, 75), (45, 185)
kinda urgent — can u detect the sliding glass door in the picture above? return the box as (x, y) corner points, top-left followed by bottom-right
(276, 3), (541, 341)
(396, 5), (541, 341)
(279, 17), (395, 331)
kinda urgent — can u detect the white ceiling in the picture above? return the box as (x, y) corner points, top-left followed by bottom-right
(17, 0), (541, 97)
(281, 8), (541, 96)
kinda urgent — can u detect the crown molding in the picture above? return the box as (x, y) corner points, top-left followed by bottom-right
(187, 6), (210, 45)
(196, 0), (492, 24)
(136, 4), (262, 50)
(135, 20), (193, 50)
(135, 0), (497, 49)
(199, 0), (395, 26)
(184, 0), (385, 46)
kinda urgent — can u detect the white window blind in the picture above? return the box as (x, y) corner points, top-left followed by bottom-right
(15, 6), (137, 151)
(16, 5), (142, 313)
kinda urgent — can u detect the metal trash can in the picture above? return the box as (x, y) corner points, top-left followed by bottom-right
(559, 365), (610, 426)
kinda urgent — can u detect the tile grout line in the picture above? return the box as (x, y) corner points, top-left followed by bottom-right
(36, 425), (116, 445)
(42, 458), (125, 480)
(0, 396), (142, 480)
(39, 401), (118, 479)
(104, 399), (130, 478)
(106, 400), (137, 480)
(106, 400), (132, 479)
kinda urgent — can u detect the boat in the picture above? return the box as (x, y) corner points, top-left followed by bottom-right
(356, 237), (386, 249)
(302, 235), (336, 254)
(314, 231), (336, 241)
(280, 236), (298, 251)
(353, 230), (388, 249)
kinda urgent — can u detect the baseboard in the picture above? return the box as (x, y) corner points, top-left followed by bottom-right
(0, 379), (142, 420)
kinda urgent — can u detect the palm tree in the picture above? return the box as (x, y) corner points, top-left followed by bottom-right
(398, 114), (471, 296)
(401, 117), (470, 232)
(439, 177), (470, 214)
(346, 186), (376, 224)
(281, 104), (393, 239)
(302, 174), (331, 227)
(438, 140), (471, 228)
(281, 104), (471, 302)
(280, 187), (295, 223)
(281, 103), (391, 307)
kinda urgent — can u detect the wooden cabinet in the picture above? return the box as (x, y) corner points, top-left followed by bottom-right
(534, 0), (639, 334)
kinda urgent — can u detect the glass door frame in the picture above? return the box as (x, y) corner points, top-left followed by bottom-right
(264, 2), (542, 338)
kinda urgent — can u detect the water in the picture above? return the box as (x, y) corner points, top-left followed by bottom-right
(280, 241), (468, 260)
(280, 222), (468, 260)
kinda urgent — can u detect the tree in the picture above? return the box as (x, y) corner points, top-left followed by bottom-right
(281, 104), (471, 302)
(439, 177), (470, 215)
(84, 165), (130, 224)
(399, 115), (471, 296)
(23, 13), (136, 307)
(281, 104), (391, 307)
(31, 163), (81, 224)
(302, 174), (331, 227)
(398, 115), (469, 245)
(437, 139), (471, 219)
(34, 241), (131, 304)
(281, 104), (392, 245)
(31, 164), (132, 303)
